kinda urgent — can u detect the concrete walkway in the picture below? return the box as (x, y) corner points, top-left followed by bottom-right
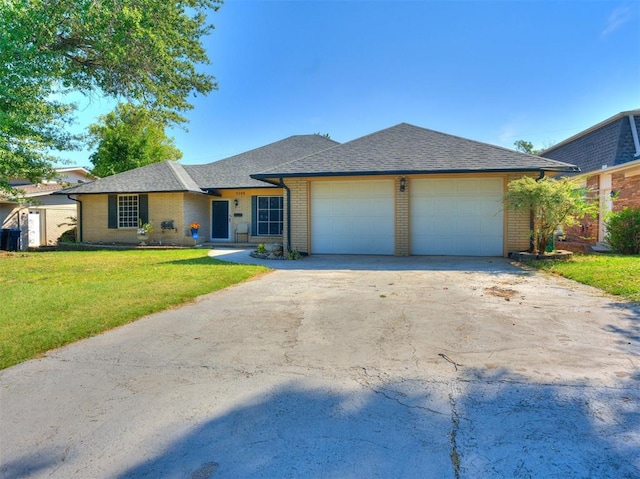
(1, 251), (639, 478)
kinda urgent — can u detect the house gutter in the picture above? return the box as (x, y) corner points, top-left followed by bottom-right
(629, 114), (640, 157)
(67, 195), (82, 242)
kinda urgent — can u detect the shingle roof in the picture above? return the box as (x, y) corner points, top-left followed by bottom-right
(57, 134), (339, 195)
(185, 134), (338, 189)
(540, 110), (640, 175)
(57, 161), (204, 195)
(252, 123), (579, 179)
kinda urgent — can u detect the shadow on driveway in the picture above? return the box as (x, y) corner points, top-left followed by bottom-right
(111, 371), (639, 479)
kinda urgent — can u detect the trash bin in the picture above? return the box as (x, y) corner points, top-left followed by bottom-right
(7, 229), (21, 251)
(0, 229), (8, 250)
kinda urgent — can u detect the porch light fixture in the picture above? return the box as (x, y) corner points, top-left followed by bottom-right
(399, 177), (406, 192)
(234, 199), (239, 207)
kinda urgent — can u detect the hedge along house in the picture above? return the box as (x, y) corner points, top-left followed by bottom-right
(251, 123), (579, 257)
(57, 135), (338, 246)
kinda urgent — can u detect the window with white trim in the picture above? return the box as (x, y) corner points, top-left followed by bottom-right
(257, 196), (283, 235)
(118, 195), (139, 228)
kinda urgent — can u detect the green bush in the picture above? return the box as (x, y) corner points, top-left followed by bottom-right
(606, 207), (640, 254)
(57, 228), (77, 243)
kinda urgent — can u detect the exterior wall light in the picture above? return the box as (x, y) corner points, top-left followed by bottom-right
(234, 199), (239, 207)
(399, 177), (406, 192)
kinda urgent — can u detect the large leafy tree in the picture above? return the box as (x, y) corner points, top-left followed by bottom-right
(0, 0), (220, 192)
(505, 176), (598, 254)
(89, 103), (182, 177)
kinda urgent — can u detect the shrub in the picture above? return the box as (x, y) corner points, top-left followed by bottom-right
(58, 228), (77, 243)
(606, 207), (640, 254)
(505, 176), (598, 254)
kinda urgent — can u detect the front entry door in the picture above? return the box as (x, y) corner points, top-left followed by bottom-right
(211, 201), (230, 240)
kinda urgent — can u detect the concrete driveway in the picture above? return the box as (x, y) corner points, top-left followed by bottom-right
(1, 251), (638, 478)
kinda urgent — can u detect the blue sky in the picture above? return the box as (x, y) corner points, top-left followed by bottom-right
(65, 0), (640, 166)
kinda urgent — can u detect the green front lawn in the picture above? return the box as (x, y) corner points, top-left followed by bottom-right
(0, 249), (268, 369)
(532, 254), (640, 304)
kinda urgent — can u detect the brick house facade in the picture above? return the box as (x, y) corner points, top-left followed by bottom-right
(542, 110), (640, 247)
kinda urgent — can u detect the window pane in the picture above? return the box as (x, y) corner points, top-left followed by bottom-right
(258, 223), (268, 235)
(270, 197), (281, 209)
(258, 197), (269, 208)
(269, 223), (282, 235)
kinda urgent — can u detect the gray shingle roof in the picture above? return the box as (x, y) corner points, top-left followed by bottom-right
(541, 110), (640, 175)
(252, 123), (579, 179)
(57, 134), (339, 195)
(57, 161), (204, 195)
(185, 134), (338, 189)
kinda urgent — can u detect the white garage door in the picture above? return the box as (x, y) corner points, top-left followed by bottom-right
(411, 178), (504, 256)
(311, 180), (395, 254)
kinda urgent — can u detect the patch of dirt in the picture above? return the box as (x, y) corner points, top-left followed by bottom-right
(484, 285), (519, 301)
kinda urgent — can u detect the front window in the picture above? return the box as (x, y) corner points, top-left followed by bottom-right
(118, 195), (139, 228)
(257, 196), (283, 235)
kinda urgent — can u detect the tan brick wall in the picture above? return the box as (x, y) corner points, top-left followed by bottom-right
(505, 173), (535, 254)
(284, 178), (308, 253)
(395, 177), (409, 256)
(80, 193), (204, 246)
(182, 194), (209, 244)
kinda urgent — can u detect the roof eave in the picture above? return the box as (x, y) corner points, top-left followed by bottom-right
(251, 166), (580, 180)
(55, 188), (207, 196)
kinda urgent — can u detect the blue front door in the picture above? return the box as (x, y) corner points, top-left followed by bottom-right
(211, 201), (229, 240)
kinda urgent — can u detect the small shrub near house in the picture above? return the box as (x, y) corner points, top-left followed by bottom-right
(606, 207), (640, 254)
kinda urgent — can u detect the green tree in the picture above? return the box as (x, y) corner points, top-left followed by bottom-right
(0, 0), (220, 192)
(514, 140), (538, 155)
(505, 176), (598, 254)
(89, 103), (182, 177)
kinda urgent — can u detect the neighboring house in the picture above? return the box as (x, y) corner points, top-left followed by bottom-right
(59, 123), (577, 257)
(541, 110), (640, 246)
(1, 167), (96, 249)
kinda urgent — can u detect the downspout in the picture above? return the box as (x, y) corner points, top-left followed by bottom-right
(67, 195), (82, 242)
(629, 114), (640, 157)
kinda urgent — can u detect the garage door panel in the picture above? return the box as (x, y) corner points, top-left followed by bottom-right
(311, 180), (394, 255)
(411, 178), (503, 256)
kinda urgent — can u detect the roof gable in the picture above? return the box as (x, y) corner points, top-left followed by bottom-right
(252, 123), (578, 179)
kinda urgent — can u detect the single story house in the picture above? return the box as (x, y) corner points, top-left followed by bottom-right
(1, 167), (96, 249)
(541, 110), (640, 246)
(59, 123), (578, 256)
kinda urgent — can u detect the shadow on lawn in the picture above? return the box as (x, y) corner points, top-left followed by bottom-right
(109, 372), (639, 479)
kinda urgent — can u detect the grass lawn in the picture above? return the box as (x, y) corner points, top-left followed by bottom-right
(531, 254), (640, 304)
(0, 249), (268, 369)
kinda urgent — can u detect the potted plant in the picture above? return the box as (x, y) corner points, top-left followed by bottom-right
(189, 222), (200, 239)
(137, 219), (154, 245)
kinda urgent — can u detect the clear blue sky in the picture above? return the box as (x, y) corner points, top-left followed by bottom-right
(65, 0), (640, 166)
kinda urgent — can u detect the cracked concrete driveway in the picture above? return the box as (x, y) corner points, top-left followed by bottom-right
(1, 251), (639, 478)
